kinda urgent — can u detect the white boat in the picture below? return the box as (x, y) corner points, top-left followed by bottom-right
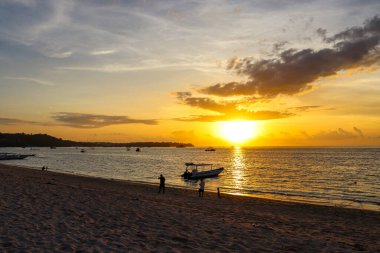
(181, 162), (224, 180)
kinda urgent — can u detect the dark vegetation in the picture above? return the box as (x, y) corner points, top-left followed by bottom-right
(0, 133), (193, 148)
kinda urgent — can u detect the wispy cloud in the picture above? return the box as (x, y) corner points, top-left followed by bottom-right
(90, 49), (116, 56)
(311, 127), (365, 140)
(174, 111), (292, 122)
(52, 112), (157, 128)
(0, 0), (195, 63)
(2, 76), (56, 86)
(57, 62), (221, 73)
(287, 105), (322, 112)
(49, 51), (72, 58)
(0, 117), (38, 125)
(2, 0), (378, 76)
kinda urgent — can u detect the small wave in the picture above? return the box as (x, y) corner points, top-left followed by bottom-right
(218, 186), (380, 208)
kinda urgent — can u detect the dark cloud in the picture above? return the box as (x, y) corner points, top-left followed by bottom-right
(200, 16), (380, 98)
(295, 106), (335, 112)
(316, 28), (327, 40)
(226, 57), (239, 70)
(311, 128), (361, 140)
(0, 114), (158, 128)
(353, 127), (364, 138)
(0, 117), (38, 125)
(288, 105), (322, 112)
(272, 41), (289, 53)
(52, 112), (157, 128)
(325, 16), (380, 43)
(175, 92), (292, 122)
(175, 92), (237, 114)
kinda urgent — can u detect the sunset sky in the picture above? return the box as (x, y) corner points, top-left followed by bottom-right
(1, 0), (380, 146)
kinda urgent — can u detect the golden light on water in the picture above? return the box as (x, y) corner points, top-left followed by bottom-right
(217, 121), (259, 144)
(231, 146), (246, 189)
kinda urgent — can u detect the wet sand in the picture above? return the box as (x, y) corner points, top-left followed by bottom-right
(0, 163), (379, 252)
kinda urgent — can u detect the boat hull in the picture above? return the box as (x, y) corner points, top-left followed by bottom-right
(182, 168), (224, 180)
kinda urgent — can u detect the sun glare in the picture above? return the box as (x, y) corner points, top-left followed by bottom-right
(217, 121), (259, 144)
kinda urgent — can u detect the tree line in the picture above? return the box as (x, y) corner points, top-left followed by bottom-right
(0, 133), (193, 148)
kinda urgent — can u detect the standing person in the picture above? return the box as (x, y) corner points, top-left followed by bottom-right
(199, 178), (205, 197)
(158, 174), (165, 194)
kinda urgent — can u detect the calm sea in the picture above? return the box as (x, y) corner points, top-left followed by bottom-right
(1, 147), (379, 211)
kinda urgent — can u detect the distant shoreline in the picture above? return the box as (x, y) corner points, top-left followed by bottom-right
(0, 133), (193, 148)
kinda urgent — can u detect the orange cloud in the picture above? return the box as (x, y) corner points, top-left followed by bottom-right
(175, 92), (292, 122)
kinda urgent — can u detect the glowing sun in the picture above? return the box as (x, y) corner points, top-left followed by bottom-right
(217, 121), (259, 144)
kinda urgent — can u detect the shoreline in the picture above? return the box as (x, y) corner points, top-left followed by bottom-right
(2, 161), (378, 212)
(1, 163), (380, 251)
(3, 163), (379, 214)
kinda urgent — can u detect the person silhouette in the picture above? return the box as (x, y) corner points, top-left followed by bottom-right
(158, 174), (165, 194)
(199, 178), (205, 197)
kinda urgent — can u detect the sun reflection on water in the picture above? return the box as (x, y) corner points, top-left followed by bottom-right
(231, 146), (247, 189)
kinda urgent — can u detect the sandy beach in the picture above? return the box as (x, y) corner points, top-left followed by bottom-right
(0, 164), (379, 252)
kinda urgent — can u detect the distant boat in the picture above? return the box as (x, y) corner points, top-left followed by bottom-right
(205, 147), (216, 151)
(80, 149), (86, 153)
(181, 162), (224, 180)
(136, 148), (141, 152)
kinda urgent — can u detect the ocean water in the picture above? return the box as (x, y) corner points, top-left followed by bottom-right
(1, 147), (379, 211)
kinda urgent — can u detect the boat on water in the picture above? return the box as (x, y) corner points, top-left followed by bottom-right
(205, 147), (216, 151)
(136, 148), (141, 152)
(181, 162), (224, 180)
(0, 153), (35, 160)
